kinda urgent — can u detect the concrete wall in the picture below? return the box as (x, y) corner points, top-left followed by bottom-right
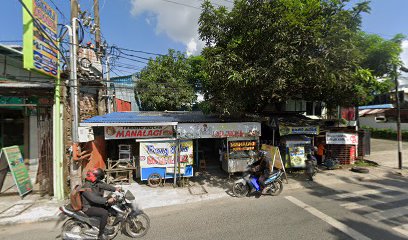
(360, 116), (408, 131)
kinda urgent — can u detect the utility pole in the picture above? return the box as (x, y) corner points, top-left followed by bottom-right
(94, 0), (101, 50)
(394, 65), (403, 169)
(106, 56), (112, 113)
(70, 0), (81, 189)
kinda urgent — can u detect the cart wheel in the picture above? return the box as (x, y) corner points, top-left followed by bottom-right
(147, 173), (162, 188)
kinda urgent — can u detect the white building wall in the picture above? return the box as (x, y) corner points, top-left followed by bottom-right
(359, 116), (408, 131)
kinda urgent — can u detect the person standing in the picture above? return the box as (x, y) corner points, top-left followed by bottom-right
(316, 143), (325, 165)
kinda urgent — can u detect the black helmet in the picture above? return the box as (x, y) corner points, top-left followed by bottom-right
(257, 150), (268, 159)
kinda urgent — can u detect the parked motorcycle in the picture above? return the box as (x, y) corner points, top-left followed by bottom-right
(323, 157), (340, 170)
(232, 168), (284, 198)
(59, 190), (150, 240)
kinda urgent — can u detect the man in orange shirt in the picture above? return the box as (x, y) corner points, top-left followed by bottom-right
(316, 143), (325, 165)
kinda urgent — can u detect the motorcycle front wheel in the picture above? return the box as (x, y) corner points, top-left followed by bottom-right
(124, 213), (150, 238)
(269, 180), (283, 196)
(232, 182), (249, 198)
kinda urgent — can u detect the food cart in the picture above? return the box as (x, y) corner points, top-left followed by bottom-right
(221, 137), (258, 175)
(279, 124), (319, 168)
(138, 139), (194, 186)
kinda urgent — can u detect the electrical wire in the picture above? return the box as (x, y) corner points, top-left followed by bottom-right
(48, 0), (69, 25)
(159, 0), (201, 10)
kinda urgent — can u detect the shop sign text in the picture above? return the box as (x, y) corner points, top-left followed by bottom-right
(105, 126), (174, 140)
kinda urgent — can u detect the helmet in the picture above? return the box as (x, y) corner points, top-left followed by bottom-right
(85, 168), (105, 182)
(257, 150), (268, 160)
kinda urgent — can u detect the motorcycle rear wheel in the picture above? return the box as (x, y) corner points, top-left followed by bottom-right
(269, 180), (283, 196)
(232, 182), (249, 198)
(61, 219), (84, 240)
(124, 213), (150, 238)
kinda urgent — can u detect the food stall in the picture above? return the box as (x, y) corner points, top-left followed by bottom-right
(138, 139), (194, 183)
(177, 122), (262, 174)
(222, 137), (258, 175)
(279, 124), (319, 168)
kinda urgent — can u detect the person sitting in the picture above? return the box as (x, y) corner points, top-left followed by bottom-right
(81, 168), (121, 240)
(250, 150), (272, 194)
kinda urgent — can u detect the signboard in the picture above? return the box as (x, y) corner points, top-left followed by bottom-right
(288, 146), (306, 168)
(105, 126), (174, 140)
(0, 146), (33, 197)
(326, 132), (358, 145)
(228, 141), (257, 152)
(279, 125), (319, 136)
(139, 141), (193, 168)
(23, 0), (58, 78)
(177, 122), (261, 139)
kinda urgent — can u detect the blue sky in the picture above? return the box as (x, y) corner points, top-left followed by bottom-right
(1, 0), (408, 76)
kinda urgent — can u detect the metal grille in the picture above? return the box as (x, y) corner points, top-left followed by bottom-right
(37, 106), (53, 196)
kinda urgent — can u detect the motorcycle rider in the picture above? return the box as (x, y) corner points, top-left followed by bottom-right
(81, 168), (121, 240)
(250, 150), (272, 194)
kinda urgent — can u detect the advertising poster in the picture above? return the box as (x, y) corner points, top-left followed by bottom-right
(139, 141), (193, 168)
(288, 146), (306, 168)
(0, 146), (33, 197)
(105, 126), (174, 140)
(23, 0), (58, 78)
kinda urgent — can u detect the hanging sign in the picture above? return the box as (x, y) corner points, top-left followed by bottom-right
(23, 0), (58, 78)
(104, 126), (174, 140)
(177, 122), (261, 139)
(228, 141), (257, 151)
(279, 125), (319, 136)
(326, 132), (358, 145)
(0, 146), (33, 197)
(139, 141), (193, 168)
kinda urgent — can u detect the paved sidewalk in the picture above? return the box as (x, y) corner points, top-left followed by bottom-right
(0, 138), (406, 226)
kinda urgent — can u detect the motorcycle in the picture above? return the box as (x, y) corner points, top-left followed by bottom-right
(59, 190), (150, 240)
(232, 168), (284, 198)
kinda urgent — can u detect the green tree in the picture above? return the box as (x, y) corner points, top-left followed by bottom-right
(198, 0), (376, 116)
(136, 49), (197, 111)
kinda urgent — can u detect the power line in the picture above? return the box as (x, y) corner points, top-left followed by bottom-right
(159, 0), (201, 10)
(48, 0), (69, 24)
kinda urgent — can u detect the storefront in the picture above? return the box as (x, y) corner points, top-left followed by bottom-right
(81, 112), (262, 184)
(278, 124), (320, 168)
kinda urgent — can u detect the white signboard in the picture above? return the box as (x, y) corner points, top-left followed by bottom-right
(326, 132), (358, 145)
(177, 122), (261, 139)
(105, 126), (174, 140)
(139, 141), (193, 168)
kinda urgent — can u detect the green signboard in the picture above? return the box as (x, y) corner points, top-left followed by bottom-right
(0, 146), (33, 197)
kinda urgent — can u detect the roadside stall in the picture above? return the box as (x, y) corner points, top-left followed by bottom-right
(278, 124), (319, 168)
(177, 122), (262, 175)
(222, 137), (258, 176)
(325, 132), (359, 165)
(138, 139), (194, 187)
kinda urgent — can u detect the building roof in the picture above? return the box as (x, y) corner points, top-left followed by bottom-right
(359, 104), (394, 110)
(80, 111), (257, 127)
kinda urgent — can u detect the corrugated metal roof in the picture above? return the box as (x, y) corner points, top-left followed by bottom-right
(80, 111), (244, 127)
(359, 104), (393, 109)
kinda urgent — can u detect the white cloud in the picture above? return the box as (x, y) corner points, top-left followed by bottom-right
(130, 0), (232, 55)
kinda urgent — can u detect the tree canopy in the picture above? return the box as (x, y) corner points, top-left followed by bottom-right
(198, 0), (404, 115)
(136, 49), (197, 111)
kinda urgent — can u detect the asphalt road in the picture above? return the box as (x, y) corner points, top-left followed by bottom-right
(1, 175), (407, 240)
